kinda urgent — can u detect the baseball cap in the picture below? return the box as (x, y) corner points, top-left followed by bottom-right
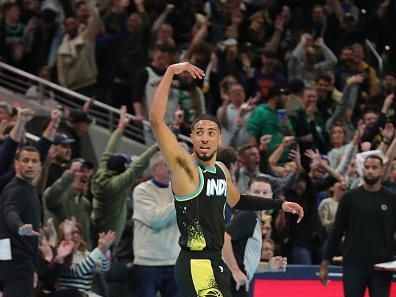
(342, 12), (357, 22)
(68, 110), (93, 124)
(53, 132), (75, 145)
(107, 153), (131, 174)
(0, 101), (13, 115)
(288, 79), (305, 93)
(268, 85), (289, 98)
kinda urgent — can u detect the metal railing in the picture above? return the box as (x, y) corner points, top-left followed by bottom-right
(0, 61), (191, 145)
(365, 39), (384, 78)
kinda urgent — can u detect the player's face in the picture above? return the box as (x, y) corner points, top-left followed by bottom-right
(191, 120), (222, 162)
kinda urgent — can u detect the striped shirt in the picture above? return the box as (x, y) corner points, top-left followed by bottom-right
(59, 248), (110, 294)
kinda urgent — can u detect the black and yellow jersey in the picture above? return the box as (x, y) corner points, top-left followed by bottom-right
(174, 161), (228, 252)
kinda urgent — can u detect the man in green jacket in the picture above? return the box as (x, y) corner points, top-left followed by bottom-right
(247, 85), (291, 163)
(43, 158), (94, 248)
(91, 106), (158, 244)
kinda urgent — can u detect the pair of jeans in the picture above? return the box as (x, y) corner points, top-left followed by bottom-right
(132, 265), (180, 297)
(1, 274), (34, 297)
(291, 243), (324, 265)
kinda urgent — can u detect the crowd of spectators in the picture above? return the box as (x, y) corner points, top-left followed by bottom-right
(0, 0), (396, 296)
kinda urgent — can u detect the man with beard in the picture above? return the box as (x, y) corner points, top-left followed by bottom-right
(149, 62), (304, 297)
(334, 46), (359, 91)
(368, 73), (396, 111)
(247, 85), (291, 163)
(320, 155), (396, 297)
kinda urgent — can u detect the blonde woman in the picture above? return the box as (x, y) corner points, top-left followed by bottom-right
(57, 220), (115, 297)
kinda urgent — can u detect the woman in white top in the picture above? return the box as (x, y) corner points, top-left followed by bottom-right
(327, 123), (349, 169)
(318, 181), (347, 234)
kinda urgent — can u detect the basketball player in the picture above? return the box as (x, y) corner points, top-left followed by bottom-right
(149, 62), (304, 297)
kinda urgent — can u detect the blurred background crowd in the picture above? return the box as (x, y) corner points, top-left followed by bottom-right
(0, 0), (396, 296)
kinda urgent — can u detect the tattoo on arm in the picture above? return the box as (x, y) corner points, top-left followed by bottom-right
(176, 157), (194, 181)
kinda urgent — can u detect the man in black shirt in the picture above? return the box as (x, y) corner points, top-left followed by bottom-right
(320, 155), (395, 297)
(0, 146), (42, 297)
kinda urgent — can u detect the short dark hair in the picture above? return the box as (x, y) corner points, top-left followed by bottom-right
(2, 2), (18, 15)
(341, 46), (353, 53)
(152, 43), (176, 53)
(191, 113), (222, 133)
(76, 1), (87, 9)
(15, 146), (40, 160)
(219, 75), (238, 93)
(303, 86), (317, 94)
(362, 108), (379, 116)
(238, 144), (257, 155)
(316, 74), (332, 84)
(248, 176), (272, 189)
(364, 154), (384, 166)
(383, 72), (396, 79)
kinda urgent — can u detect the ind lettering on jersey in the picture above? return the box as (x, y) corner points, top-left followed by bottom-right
(206, 179), (226, 197)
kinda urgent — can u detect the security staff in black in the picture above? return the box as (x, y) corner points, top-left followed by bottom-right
(149, 62), (304, 297)
(320, 155), (396, 297)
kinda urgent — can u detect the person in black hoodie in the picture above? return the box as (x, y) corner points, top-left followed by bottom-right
(0, 145), (42, 297)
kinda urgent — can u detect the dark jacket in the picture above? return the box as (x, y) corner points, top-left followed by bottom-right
(0, 177), (42, 278)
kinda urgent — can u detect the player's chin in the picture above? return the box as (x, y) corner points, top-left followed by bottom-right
(197, 152), (214, 162)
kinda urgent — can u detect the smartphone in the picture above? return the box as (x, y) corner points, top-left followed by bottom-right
(290, 142), (298, 151)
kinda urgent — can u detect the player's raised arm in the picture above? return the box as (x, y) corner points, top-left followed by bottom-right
(149, 62), (205, 196)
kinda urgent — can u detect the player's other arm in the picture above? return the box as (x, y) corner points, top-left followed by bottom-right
(219, 162), (304, 222)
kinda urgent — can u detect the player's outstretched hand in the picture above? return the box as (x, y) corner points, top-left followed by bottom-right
(282, 201), (304, 223)
(168, 62), (205, 79)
